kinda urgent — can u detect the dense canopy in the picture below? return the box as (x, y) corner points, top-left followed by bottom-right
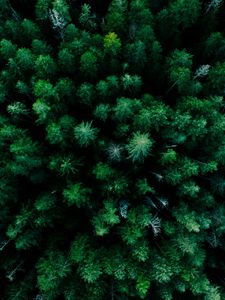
(1, 0), (225, 299)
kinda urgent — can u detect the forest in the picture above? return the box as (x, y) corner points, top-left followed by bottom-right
(1, 0), (225, 299)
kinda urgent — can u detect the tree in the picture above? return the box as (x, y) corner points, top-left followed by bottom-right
(80, 50), (99, 79)
(16, 48), (35, 72)
(105, 0), (128, 34)
(205, 0), (223, 14)
(113, 97), (141, 122)
(21, 19), (41, 41)
(58, 47), (76, 74)
(204, 32), (225, 61)
(32, 39), (52, 55)
(33, 79), (58, 101)
(79, 4), (97, 31)
(207, 62), (225, 94)
(35, 0), (51, 20)
(63, 183), (91, 207)
(35, 55), (57, 79)
(166, 49), (201, 95)
(37, 251), (71, 298)
(49, 9), (67, 39)
(0, 39), (17, 60)
(9, 136), (43, 176)
(52, 0), (71, 23)
(104, 32), (121, 55)
(76, 83), (95, 106)
(126, 132), (153, 162)
(74, 121), (98, 147)
(157, 0), (201, 35)
(125, 41), (147, 72)
(94, 103), (111, 122)
(121, 74), (142, 94)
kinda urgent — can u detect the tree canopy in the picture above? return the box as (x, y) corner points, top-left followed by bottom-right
(1, 0), (225, 299)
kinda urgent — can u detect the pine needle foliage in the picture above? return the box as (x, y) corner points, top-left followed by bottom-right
(1, 0), (225, 299)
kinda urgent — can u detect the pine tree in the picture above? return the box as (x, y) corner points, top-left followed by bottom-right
(126, 132), (153, 162)
(74, 121), (98, 147)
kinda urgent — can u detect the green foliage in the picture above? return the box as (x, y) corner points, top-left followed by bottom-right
(94, 103), (111, 121)
(125, 41), (147, 72)
(133, 99), (168, 131)
(49, 154), (80, 177)
(9, 137), (42, 175)
(70, 234), (90, 263)
(207, 62), (225, 94)
(33, 99), (51, 123)
(168, 0), (201, 29)
(77, 83), (94, 105)
(1, 0), (225, 299)
(93, 162), (115, 180)
(52, 0), (71, 23)
(121, 74), (142, 94)
(35, 0), (51, 20)
(113, 97), (141, 121)
(35, 54), (57, 79)
(105, 0), (128, 33)
(80, 50), (98, 78)
(204, 32), (225, 60)
(79, 4), (97, 30)
(46, 122), (64, 145)
(37, 251), (71, 298)
(7, 102), (28, 118)
(63, 183), (91, 207)
(157, 0), (201, 44)
(78, 251), (103, 283)
(136, 275), (151, 298)
(161, 149), (177, 165)
(59, 50), (76, 74)
(136, 178), (154, 195)
(35, 193), (56, 211)
(104, 32), (121, 55)
(32, 39), (52, 55)
(166, 49), (201, 95)
(33, 79), (58, 101)
(0, 39), (17, 60)
(126, 132), (153, 162)
(16, 48), (34, 71)
(21, 19), (41, 41)
(74, 121), (98, 147)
